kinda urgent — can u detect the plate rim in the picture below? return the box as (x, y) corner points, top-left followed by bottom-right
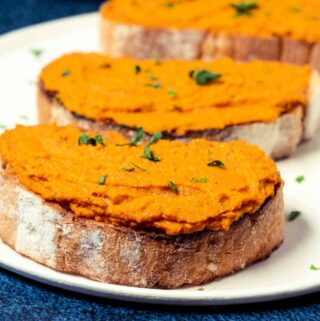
(0, 12), (320, 306)
(1, 240), (320, 306)
(0, 12), (97, 54)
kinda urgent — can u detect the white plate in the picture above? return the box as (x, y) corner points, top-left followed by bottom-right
(0, 13), (320, 306)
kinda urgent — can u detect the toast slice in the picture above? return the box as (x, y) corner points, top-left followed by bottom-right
(0, 168), (284, 288)
(38, 53), (320, 159)
(100, 1), (320, 71)
(0, 125), (283, 288)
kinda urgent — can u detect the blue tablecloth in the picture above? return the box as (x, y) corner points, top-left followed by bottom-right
(0, 1), (320, 320)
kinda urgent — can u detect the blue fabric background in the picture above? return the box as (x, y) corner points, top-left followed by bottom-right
(0, 1), (320, 320)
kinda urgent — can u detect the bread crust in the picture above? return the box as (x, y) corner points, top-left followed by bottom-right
(0, 161), (284, 288)
(101, 18), (207, 60)
(37, 88), (304, 159)
(100, 14), (320, 71)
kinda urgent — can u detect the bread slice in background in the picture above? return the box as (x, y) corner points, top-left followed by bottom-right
(37, 54), (320, 160)
(38, 91), (304, 160)
(100, 1), (320, 71)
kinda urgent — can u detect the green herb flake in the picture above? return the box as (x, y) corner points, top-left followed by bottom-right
(290, 6), (301, 13)
(142, 145), (161, 162)
(19, 115), (29, 121)
(310, 264), (320, 271)
(167, 89), (177, 96)
(164, 2), (174, 8)
(122, 167), (135, 172)
(149, 132), (163, 145)
(189, 69), (221, 85)
(116, 127), (144, 147)
(168, 180), (179, 194)
(62, 70), (71, 77)
(288, 211), (301, 222)
(134, 65), (141, 74)
(295, 175), (305, 183)
(98, 175), (107, 185)
(0, 124), (7, 129)
(231, 2), (259, 17)
(191, 177), (208, 183)
(30, 48), (44, 58)
(208, 160), (225, 168)
(145, 82), (162, 88)
(130, 127), (144, 146)
(149, 75), (158, 81)
(94, 134), (105, 146)
(131, 162), (146, 171)
(78, 133), (105, 146)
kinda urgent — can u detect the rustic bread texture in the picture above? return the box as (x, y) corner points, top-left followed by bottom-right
(0, 161), (284, 288)
(100, 17), (320, 71)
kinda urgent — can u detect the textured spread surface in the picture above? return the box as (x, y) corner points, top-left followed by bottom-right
(0, 125), (281, 235)
(1, 0), (320, 319)
(40, 53), (310, 134)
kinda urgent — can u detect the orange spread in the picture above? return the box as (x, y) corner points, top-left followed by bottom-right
(101, 0), (320, 43)
(0, 125), (281, 235)
(40, 53), (310, 135)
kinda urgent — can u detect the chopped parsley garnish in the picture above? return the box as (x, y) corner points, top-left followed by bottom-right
(208, 160), (225, 168)
(290, 6), (301, 13)
(30, 48), (44, 58)
(122, 167), (135, 172)
(167, 89), (177, 96)
(164, 2), (174, 8)
(288, 211), (301, 221)
(19, 115), (29, 121)
(231, 2), (259, 17)
(78, 133), (105, 146)
(149, 75), (158, 81)
(131, 162), (146, 171)
(98, 175), (107, 185)
(134, 65), (141, 74)
(149, 132), (163, 145)
(295, 176), (305, 183)
(0, 124), (7, 129)
(117, 127), (144, 146)
(168, 180), (179, 194)
(310, 264), (320, 271)
(191, 177), (208, 183)
(62, 69), (70, 77)
(189, 69), (221, 85)
(130, 127), (144, 146)
(145, 82), (162, 88)
(94, 135), (105, 145)
(142, 145), (161, 162)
